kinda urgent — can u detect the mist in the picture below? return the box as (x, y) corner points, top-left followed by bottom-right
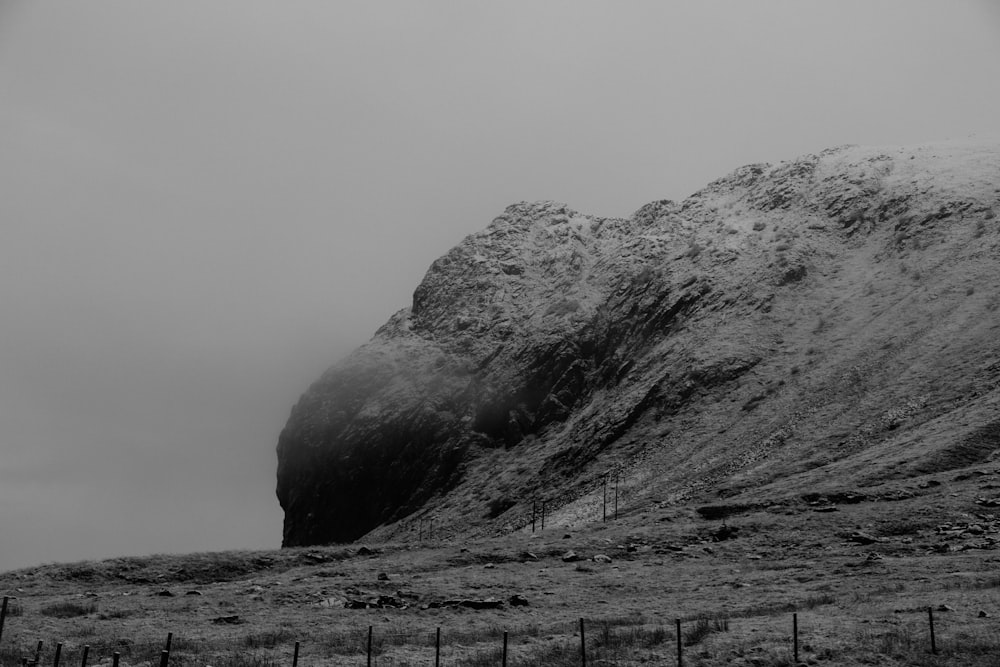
(1, 0), (998, 570)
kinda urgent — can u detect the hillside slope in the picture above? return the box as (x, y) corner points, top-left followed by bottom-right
(276, 140), (1000, 547)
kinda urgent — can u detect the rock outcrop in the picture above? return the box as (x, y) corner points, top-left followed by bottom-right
(277, 140), (1000, 547)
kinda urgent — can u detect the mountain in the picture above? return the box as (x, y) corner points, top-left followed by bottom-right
(276, 140), (1000, 548)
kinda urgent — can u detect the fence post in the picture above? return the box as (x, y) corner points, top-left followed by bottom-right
(79, 646), (89, 667)
(614, 474), (619, 520)
(541, 502), (546, 529)
(53, 643), (62, 667)
(292, 641), (299, 667)
(603, 476), (607, 522)
(34, 640), (44, 666)
(419, 519), (423, 542)
(435, 627), (441, 667)
(531, 502), (536, 533)
(502, 630), (508, 667)
(0, 596), (8, 645)
(793, 613), (798, 663)
(160, 632), (171, 667)
(367, 625), (373, 667)
(111, 653), (119, 667)
(676, 619), (682, 667)
(928, 607), (937, 655)
(579, 618), (586, 667)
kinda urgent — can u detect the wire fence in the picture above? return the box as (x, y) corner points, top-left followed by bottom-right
(0, 594), (974, 667)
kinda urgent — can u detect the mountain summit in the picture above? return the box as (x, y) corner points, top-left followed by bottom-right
(276, 140), (1000, 547)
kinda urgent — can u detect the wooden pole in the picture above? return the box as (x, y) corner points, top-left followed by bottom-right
(79, 646), (89, 667)
(502, 630), (508, 667)
(602, 476), (607, 522)
(928, 607), (937, 655)
(0, 596), (8, 645)
(292, 641), (299, 667)
(52, 643), (62, 667)
(160, 632), (171, 667)
(531, 502), (536, 532)
(541, 502), (546, 529)
(676, 619), (682, 667)
(435, 627), (441, 667)
(579, 618), (586, 667)
(367, 625), (373, 667)
(614, 474), (619, 520)
(34, 640), (44, 666)
(111, 654), (119, 667)
(793, 613), (798, 663)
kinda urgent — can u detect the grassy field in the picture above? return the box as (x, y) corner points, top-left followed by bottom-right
(5, 473), (1000, 666)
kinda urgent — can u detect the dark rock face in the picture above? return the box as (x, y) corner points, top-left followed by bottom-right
(277, 141), (1000, 547)
(276, 199), (707, 546)
(275, 333), (472, 545)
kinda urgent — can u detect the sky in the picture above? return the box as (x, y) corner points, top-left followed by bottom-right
(1, 1), (998, 571)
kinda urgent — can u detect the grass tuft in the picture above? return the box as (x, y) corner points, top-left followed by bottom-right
(682, 617), (729, 646)
(244, 628), (298, 649)
(1, 599), (23, 616)
(214, 653), (282, 667)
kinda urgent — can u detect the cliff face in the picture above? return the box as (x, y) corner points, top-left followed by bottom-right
(277, 140), (1000, 547)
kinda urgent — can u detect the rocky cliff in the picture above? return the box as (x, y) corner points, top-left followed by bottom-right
(277, 140), (1000, 547)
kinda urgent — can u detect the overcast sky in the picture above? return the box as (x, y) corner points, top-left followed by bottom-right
(1, 1), (998, 571)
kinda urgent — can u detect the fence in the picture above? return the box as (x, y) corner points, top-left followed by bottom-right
(0, 596), (961, 666)
(404, 468), (632, 545)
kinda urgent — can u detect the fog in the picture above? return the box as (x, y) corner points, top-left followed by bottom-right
(1, 1), (998, 570)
